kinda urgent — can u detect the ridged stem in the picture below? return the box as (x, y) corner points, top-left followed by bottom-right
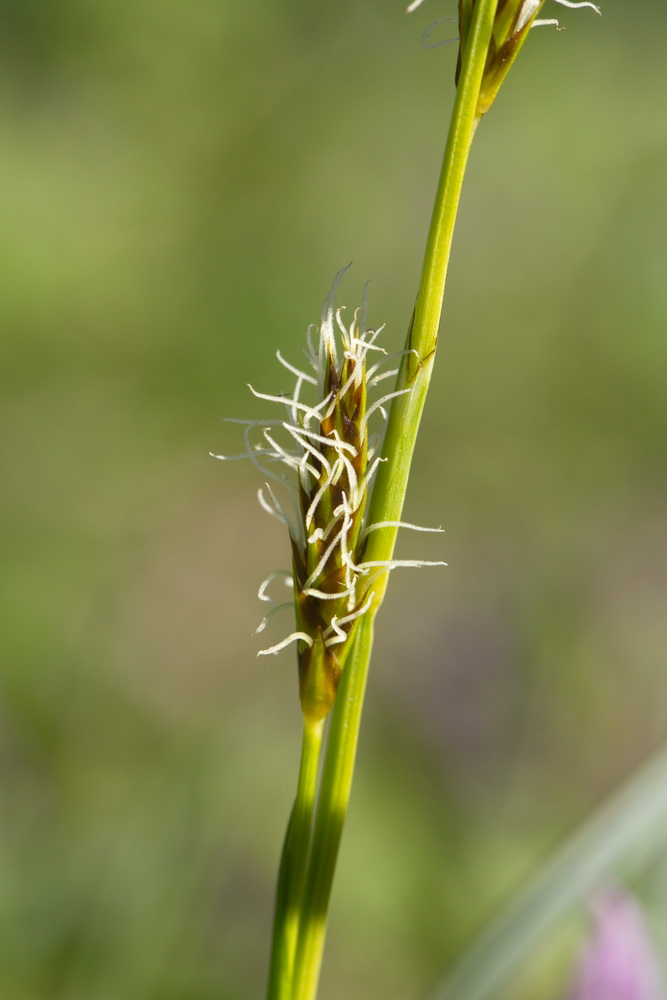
(266, 717), (324, 1000)
(290, 3), (499, 998)
(291, 616), (373, 1000)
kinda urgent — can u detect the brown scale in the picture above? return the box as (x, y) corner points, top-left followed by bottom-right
(293, 345), (374, 720)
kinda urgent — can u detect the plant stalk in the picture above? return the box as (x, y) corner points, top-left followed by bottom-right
(290, 3), (499, 997)
(266, 717), (324, 1000)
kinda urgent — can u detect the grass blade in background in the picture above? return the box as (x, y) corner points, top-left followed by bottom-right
(428, 742), (667, 1000)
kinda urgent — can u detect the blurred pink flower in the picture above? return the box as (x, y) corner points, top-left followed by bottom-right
(568, 889), (665, 1000)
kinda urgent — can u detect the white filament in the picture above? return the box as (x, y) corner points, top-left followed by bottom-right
(257, 631), (313, 656)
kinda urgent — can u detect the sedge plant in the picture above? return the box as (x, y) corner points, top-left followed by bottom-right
(213, 1), (600, 998)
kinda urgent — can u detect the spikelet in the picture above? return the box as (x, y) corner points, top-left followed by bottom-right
(459, 0), (601, 115)
(409, 1), (600, 118)
(213, 268), (445, 722)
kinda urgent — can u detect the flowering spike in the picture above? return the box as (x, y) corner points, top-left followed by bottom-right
(215, 270), (447, 720)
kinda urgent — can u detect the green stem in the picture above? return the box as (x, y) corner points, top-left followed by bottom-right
(266, 717), (324, 1000)
(363, 2), (496, 589)
(292, 615), (374, 1000)
(290, 4), (499, 998)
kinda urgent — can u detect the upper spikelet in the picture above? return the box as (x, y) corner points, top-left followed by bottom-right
(407, 1), (600, 117)
(455, 0), (600, 116)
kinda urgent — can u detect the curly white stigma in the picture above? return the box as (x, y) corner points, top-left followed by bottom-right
(408, 0), (601, 16)
(213, 269), (445, 718)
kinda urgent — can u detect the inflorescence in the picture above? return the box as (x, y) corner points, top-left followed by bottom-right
(212, 268), (445, 721)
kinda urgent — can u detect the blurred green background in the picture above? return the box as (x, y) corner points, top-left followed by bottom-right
(2, 1), (667, 998)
